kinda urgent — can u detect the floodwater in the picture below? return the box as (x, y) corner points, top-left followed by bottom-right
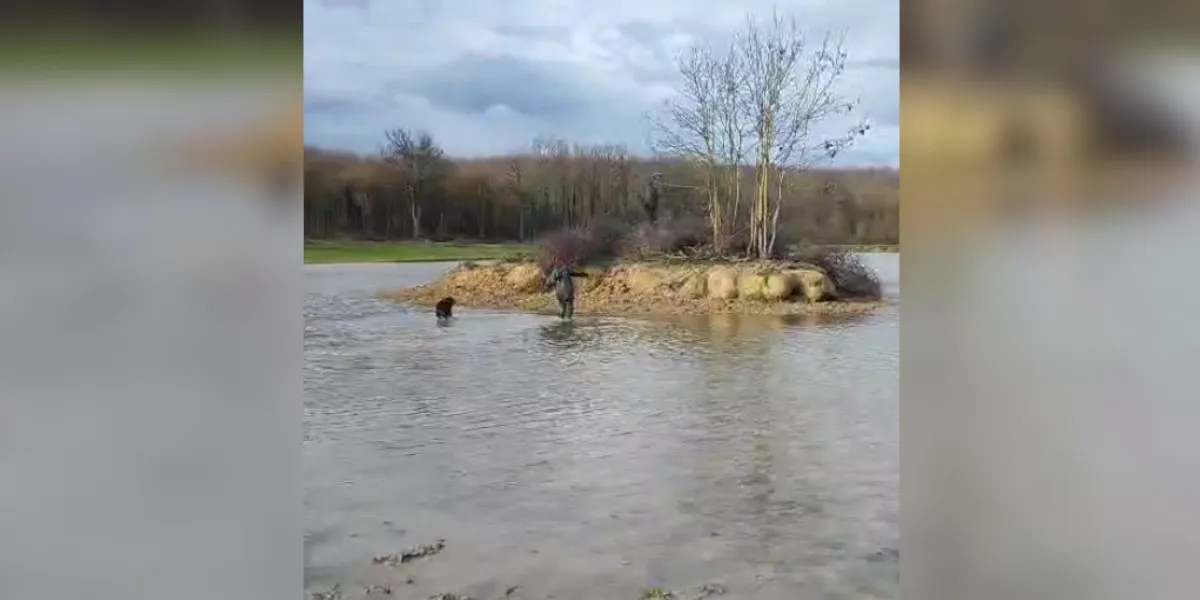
(304, 255), (899, 599)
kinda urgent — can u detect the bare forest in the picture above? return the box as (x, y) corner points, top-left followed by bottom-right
(304, 12), (898, 257)
(305, 144), (895, 244)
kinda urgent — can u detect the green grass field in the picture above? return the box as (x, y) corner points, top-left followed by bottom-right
(304, 241), (537, 264)
(0, 29), (301, 75)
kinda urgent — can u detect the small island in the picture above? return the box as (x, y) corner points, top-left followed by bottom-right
(385, 228), (888, 317)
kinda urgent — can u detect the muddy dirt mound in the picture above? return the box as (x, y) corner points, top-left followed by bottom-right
(383, 260), (884, 317)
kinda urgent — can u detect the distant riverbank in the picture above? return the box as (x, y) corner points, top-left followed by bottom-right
(304, 241), (536, 264)
(304, 240), (895, 265)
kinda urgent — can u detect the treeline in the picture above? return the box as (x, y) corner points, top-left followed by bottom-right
(4, 0), (300, 29)
(304, 136), (898, 247)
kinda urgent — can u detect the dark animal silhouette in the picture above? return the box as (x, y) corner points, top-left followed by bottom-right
(435, 297), (455, 321)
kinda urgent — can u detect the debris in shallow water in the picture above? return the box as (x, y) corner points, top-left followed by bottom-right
(427, 594), (474, 600)
(364, 584), (393, 595)
(641, 583), (727, 600)
(309, 583), (343, 600)
(402, 538), (447, 562)
(691, 583), (727, 598)
(373, 538), (447, 566)
(504, 585), (520, 596)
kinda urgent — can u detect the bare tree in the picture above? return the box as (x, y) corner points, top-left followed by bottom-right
(639, 172), (663, 224)
(506, 158), (527, 241)
(766, 31), (869, 255)
(380, 128), (448, 238)
(338, 159), (377, 235)
(714, 40), (752, 251)
(608, 145), (633, 221)
(649, 44), (728, 250)
(549, 139), (573, 227)
(652, 9), (867, 258)
(737, 12), (869, 258)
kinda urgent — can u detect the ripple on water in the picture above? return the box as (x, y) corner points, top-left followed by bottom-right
(304, 258), (899, 599)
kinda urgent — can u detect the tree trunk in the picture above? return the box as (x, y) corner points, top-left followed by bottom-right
(709, 181), (725, 255)
(749, 160), (768, 259)
(729, 166), (741, 245)
(767, 171), (784, 257)
(477, 185), (486, 238)
(409, 188), (421, 239)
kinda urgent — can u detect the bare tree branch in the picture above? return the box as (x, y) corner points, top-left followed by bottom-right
(647, 43), (739, 251)
(380, 128), (451, 238)
(728, 10), (871, 258)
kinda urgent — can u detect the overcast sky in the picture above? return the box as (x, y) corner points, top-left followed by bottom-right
(304, 0), (898, 167)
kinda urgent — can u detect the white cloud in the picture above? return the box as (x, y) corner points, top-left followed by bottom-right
(304, 0), (899, 166)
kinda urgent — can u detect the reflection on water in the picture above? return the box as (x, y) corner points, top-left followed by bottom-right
(536, 319), (582, 347)
(304, 257), (899, 599)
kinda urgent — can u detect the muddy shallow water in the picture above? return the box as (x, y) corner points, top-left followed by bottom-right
(305, 255), (898, 600)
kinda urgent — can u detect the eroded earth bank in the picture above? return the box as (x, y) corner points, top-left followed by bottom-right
(385, 259), (886, 317)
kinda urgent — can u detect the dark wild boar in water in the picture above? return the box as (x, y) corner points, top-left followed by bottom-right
(435, 297), (455, 321)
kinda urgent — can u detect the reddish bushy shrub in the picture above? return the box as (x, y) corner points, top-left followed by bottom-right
(537, 227), (618, 271)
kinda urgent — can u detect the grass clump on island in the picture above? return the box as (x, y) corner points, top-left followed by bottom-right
(304, 240), (536, 264)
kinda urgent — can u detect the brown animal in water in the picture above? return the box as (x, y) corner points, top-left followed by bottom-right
(435, 297), (455, 321)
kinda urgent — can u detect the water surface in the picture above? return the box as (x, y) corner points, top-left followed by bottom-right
(305, 255), (899, 599)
